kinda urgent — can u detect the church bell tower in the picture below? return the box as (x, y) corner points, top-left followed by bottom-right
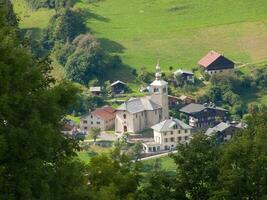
(150, 61), (169, 120)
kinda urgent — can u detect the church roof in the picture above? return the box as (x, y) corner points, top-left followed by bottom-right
(152, 118), (192, 132)
(116, 96), (161, 114)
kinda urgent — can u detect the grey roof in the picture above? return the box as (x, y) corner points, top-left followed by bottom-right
(152, 118), (192, 132)
(205, 122), (231, 136)
(90, 86), (101, 92)
(150, 79), (168, 86)
(180, 103), (227, 114)
(110, 80), (126, 87)
(205, 121), (246, 136)
(174, 69), (193, 75)
(116, 96), (161, 114)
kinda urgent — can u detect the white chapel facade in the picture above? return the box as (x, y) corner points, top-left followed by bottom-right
(115, 63), (169, 134)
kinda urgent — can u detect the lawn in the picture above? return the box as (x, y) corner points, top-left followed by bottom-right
(13, 0), (54, 37)
(76, 0), (267, 73)
(141, 155), (176, 175)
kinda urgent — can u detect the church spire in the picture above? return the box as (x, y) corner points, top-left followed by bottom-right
(155, 60), (162, 80)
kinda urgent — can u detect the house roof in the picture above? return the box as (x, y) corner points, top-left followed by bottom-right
(180, 103), (227, 114)
(205, 121), (245, 136)
(116, 96), (161, 114)
(91, 106), (115, 120)
(198, 50), (222, 68)
(205, 122), (231, 136)
(90, 86), (101, 92)
(152, 118), (192, 132)
(174, 69), (193, 76)
(110, 80), (126, 87)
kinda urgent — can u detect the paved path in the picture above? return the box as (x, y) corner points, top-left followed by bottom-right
(139, 150), (177, 161)
(99, 132), (117, 141)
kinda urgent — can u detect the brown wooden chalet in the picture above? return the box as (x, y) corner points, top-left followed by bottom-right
(205, 121), (246, 142)
(179, 103), (228, 129)
(198, 50), (234, 75)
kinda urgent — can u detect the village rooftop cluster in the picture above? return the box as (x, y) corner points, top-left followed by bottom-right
(62, 50), (245, 155)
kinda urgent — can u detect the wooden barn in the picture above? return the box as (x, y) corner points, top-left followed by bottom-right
(198, 50), (234, 75)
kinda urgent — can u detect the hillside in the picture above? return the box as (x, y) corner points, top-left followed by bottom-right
(76, 0), (267, 71)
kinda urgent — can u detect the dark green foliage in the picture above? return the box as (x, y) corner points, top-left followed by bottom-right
(68, 93), (105, 115)
(88, 151), (141, 200)
(53, 41), (75, 65)
(212, 112), (267, 199)
(42, 8), (87, 49)
(0, 3), (92, 199)
(1, 0), (18, 27)
(172, 134), (220, 200)
(58, 33), (121, 85)
(25, 0), (76, 10)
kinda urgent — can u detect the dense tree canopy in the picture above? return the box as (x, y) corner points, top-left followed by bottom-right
(0, 2), (92, 199)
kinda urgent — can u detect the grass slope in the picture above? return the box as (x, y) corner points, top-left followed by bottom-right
(77, 0), (267, 72)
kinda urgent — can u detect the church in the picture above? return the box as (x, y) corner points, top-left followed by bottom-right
(115, 63), (169, 134)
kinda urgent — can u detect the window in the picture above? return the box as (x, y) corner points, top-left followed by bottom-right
(170, 131), (173, 135)
(141, 112), (143, 116)
(164, 132), (167, 136)
(91, 121), (93, 125)
(97, 122), (100, 125)
(184, 136), (188, 140)
(123, 114), (126, 119)
(170, 137), (174, 142)
(164, 138), (168, 142)
(84, 127), (87, 130)
(124, 126), (127, 132)
(173, 125), (177, 129)
(178, 130), (181, 134)
(83, 120), (87, 124)
(154, 88), (159, 92)
(163, 87), (167, 93)
(155, 110), (157, 115)
(177, 137), (181, 141)
(185, 130), (188, 133)
(91, 115), (93, 118)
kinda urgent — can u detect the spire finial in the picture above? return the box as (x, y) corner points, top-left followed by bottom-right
(155, 60), (162, 80)
(156, 59), (161, 72)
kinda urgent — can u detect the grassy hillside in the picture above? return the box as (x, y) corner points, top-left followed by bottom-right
(77, 0), (267, 72)
(12, 0), (54, 30)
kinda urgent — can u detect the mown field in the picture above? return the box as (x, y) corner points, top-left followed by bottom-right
(76, 0), (267, 72)
(13, 0), (267, 73)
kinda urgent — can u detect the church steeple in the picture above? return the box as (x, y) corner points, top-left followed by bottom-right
(150, 60), (169, 120)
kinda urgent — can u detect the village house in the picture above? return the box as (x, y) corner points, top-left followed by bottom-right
(110, 80), (127, 94)
(80, 105), (116, 131)
(205, 121), (246, 142)
(142, 118), (192, 153)
(60, 118), (77, 135)
(89, 86), (101, 96)
(180, 103), (228, 129)
(168, 95), (195, 108)
(115, 63), (169, 134)
(198, 50), (235, 75)
(173, 69), (194, 83)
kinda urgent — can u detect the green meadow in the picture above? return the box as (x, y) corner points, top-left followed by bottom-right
(76, 0), (267, 72)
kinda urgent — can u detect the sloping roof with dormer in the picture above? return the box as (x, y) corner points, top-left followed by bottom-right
(151, 118), (192, 132)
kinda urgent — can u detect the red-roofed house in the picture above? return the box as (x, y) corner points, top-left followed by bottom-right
(198, 50), (234, 75)
(80, 105), (116, 131)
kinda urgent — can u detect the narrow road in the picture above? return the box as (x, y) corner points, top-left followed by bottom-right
(139, 150), (177, 161)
